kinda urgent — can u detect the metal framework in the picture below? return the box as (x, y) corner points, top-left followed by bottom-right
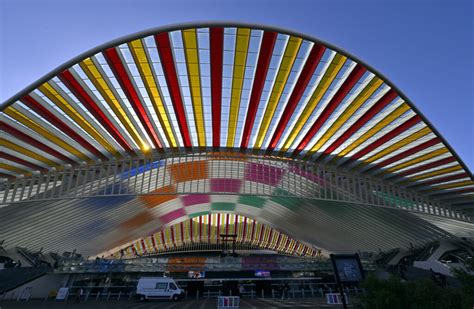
(0, 152), (469, 222)
(1, 23), (472, 209)
(1, 23), (472, 257)
(114, 213), (320, 259)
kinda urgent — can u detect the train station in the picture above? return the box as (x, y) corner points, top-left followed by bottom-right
(1, 22), (473, 308)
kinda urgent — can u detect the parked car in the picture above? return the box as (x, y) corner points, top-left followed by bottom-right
(136, 277), (184, 301)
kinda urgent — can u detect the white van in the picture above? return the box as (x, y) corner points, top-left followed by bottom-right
(136, 277), (184, 301)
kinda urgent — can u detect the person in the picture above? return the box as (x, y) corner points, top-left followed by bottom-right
(239, 284), (245, 297)
(284, 283), (289, 299)
(74, 288), (83, 303)
(17, 260), (22, 268)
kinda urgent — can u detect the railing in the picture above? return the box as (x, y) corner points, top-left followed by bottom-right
(0, 152), (468, 222)
(56, 255), (376, 274)
(120, 240), (318, 258)
(41, 282), (364, 302)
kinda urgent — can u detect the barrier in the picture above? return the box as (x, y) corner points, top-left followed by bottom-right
(326, 293), (349, 305)
(217, 296), (240, 308)
(241, 290), (255, 298)
(0, 282), (363, 303)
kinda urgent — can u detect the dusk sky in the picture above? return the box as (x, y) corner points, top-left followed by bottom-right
(1, 0), (472, 170)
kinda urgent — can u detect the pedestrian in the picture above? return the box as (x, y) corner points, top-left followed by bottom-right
(279, 284), (284, 300)
(239, 284), (245, 298)
(74, 288), (83, 303)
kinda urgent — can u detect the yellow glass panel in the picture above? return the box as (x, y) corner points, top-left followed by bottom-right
(182, 29), (206, 147)
(164, 228), (172, 245)
(410, 165), (463, 181)
(254, 36), (302, 149)
(183, 221), (190, 241)
(310, 77), (383, 152)
(38, 83), (119, 157)
(227, 28), (251, 147)
(332, 103), (411, 161)
(79, 58), (149, 152)
(434, 180), (472, 190)
(281, 53), (347, 151)
(4, 107), (90, 161)
(128, 39), (178, 148)
(384, 148), (449, 174)
(145, 238), (153, 251)
(0, 163), (30, 175)
(2, 138), (58, 167)
(355, 127), (431, 169)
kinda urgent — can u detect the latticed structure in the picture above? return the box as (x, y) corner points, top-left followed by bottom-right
(0, 22), (472, 258)
(116, 213), (319, 258)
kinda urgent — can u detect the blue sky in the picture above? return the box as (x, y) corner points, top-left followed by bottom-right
(1, 0), (472, 170)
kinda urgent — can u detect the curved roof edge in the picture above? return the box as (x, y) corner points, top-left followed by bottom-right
(1, 21), (472, 178)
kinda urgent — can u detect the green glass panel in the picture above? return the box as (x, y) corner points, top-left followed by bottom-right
(211, 202), (235, 211)
(270, 189), (300, 210)
(237, 195), (266, 209)
(188, 211), (209, 218)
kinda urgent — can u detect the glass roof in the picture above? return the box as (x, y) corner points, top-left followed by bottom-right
(0, 24), (472, 202)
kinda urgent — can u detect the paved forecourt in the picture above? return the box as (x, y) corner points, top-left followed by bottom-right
(0, 297), (355, 308)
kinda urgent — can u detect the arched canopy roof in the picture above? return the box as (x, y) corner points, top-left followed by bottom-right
(113, 213), (321, 259)
(1, 21), (473, 258)
(1, 22), (472, 203)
